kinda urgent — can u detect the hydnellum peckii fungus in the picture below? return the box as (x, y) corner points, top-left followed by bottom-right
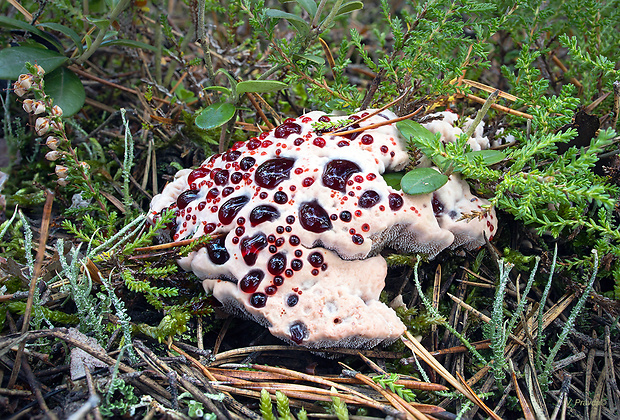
(149, 110), (497, 348)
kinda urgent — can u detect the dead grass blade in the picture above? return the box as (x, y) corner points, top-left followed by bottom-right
(402, 331), (502, 420)
(509, 360), (536, 420)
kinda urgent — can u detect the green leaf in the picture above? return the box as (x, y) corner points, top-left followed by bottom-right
(396, 120), (436, 144)
(265, 9), (310, 34)
(400, 168), (448, 195)
(464, 150), (506, 166)
(101, 38), (159, 52)
(296, 0), (317, 17)
(203, 86), (232, 96)
(44, 68), (86, 117)
(38, 22), (84, 54)
(85, 16), (111, 31)
(294, 53), (325, 65)
(195, 102), (236, 130)
(237, 80), (288, 94)
(0, 17), (64, 52)
(0, 46), (68, 79)
(336, 1), (363, 16)
(382, 172), (405, 190)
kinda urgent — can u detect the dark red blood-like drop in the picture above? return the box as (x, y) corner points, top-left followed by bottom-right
(274, 276), (284, 286)
(213, 169), (229, 185)
(250, 293), (267, 308)
(188, 167), (210, 185)
(235, 226), (245, 236)
(322, 160), (361, 192)
(240, 233), (268, 265)
(361, 134), (374, 145)
(319, 115), (330, 122)
(289, 235), (300, 246)
(222, 187), (234, 197)
(388, 193), (404, 211)
(177, 190), (200, 209)
(286, 215), (295, 224)
(230, 172), (243, 184)
(380, 145), (389, 153)
(276, 226), (285, 234)
(337, 141), (349, 147)
(432, 194), (444, 216)
(313, 137), (326, 147)
(240, 270), (265, 293)
(351, 234), (364, 244)
(249, 205), (280, 226)
(291, 259), (303, 271)
(339, 211), (352, 222)
(302, 177), (314, 187)
(247, 138), (261, 150)
(240, 156), (256, 170)
(204, 223), (216, 234)
(225, 150), (241, 161)
(287, 294), (299, 307)
(274, 122), (302, 138)
(294, 138), (304, 146)
(255, 158), (296, 189)
(268, 253), (287, 275)
(218, 196), (250, 225)
(273, 191), (288, 204)
(206, 236), (229, 265)
(308, 252), (324, 268)
(299, 201), (332, 233)
(265, 285), (277, 295)
(207, 188), (219, 200)
(290, 322), (307, 344)
(358, 190), (381, 208)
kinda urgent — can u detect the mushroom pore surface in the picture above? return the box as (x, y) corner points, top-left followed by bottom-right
(149, 110), (497, 348)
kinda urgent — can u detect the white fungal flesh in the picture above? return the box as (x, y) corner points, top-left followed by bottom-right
(149, 109), (497, 348)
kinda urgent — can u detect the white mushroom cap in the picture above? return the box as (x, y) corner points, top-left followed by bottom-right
(149, 109), (497, 347)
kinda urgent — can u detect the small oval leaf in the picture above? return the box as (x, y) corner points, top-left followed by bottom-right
(38, 22), (84, 54)
(0, 46), (68, 79)
(237, 80), (288, 95)
(294, 53), (325, 65)
(396, 120), (436, 144)
(44, 68), (86, 117)
(336, 1), (364, 16)
(400, 167), (448, 195)
(382, 172), (405, 190)
(465, 150), (506, 165)
(101, 38), (159, 52)
(296, 0), (318, 17)
(195, 102), (236, 130)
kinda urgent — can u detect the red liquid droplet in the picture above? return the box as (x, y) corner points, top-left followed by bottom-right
(206, 236), (229, 265)
(299, 201), (332, 233)
(188, 167), (210, 185)
(230, 172), (243, 184)
(218, 196), (250, 225)
(250, 293), (267, 307)
(322, 159), (361, 192)
(240, 156), (256, 170)
(255, 157), (296, 189)
(351, 234), (364, 244)
(177, 189), (200, 209)
(388, 193), (404, 211)
(273, 191), (288, 204)
(308, 252), (324, 267)
(339, 211), (352, 222)
(274, 122), (302, 138)
(240, 269), (265, 293)
(361, 134), (374, 145)
(291, 259), (303, 271)
(432, 193), (444, 216)
(250, 205), (280, 226)
(240, 233), (268, 265)
(268, 253), (286, 275)
(358, 190), (381, 208)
